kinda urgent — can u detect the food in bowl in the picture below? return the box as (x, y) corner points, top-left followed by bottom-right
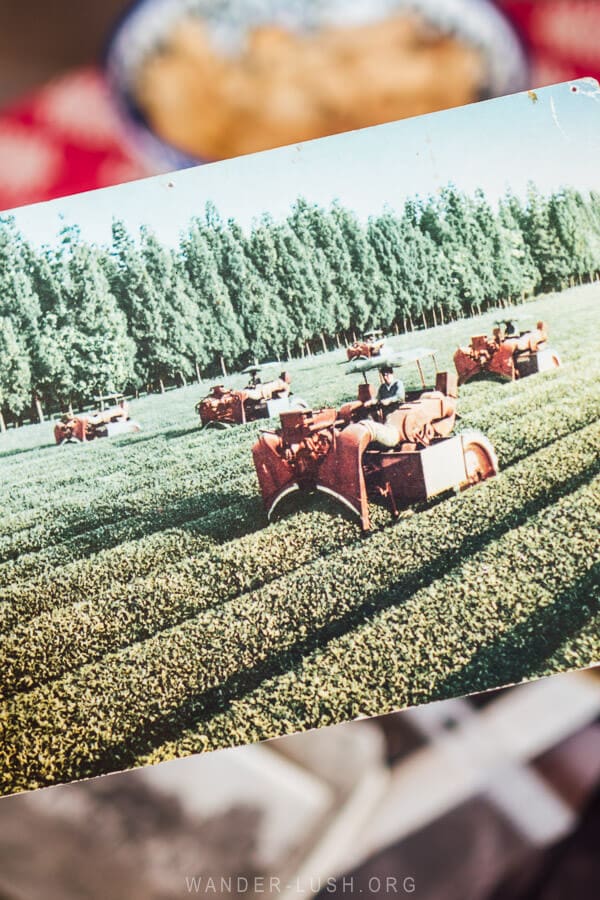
(135, 11), (485, 160)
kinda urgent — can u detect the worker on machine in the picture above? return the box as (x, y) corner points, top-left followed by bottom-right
(274, 371), (292, 398)
(244, 371), (292, 402)
(377, 365), (405, 407)
(88, 399), (129, 427)
(493, 320), (519, 344)
(245, 368), (262, 389)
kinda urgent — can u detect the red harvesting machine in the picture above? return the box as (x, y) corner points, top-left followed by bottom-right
(196, 371), (306, 429)
(346, 330), (386, 362)
(196, 384), (253, 428)
(454, 320), (561, 385)
(253, 354), (498, 531)
(54, 396), (141, 445)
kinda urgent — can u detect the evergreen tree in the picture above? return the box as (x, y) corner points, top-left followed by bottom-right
(548, 189), (597, 285)
(0, 317), (31, 426)
(138, 227), (203, 387)
(108, 217), (159, 387)
(287, 199), (340, 348)
(246, 217), (296, 358)
(287, 201), (353, 339)
(0, 219), (71, 418)
(367, 210), (408, 326)
(545, 191), (579, 289)
(497, 194), (540, 301)
(0, 217), (40, 408)
(420, 189), (490, 315)
(576, 190), (600, 280)
(520, 184), (566, 293)
(20, 240), (74, 414)
(330, 202), (389, 332)
(368, 203), (458, 328)
(276, 222), (324, 349)
(59, 229), (135, 404)
(210, 219), (286, 362)
(472, 190), (513, 306)
(249, 217), (324, 355)
(586, 192), (600, 279)
(180, 217), (245, 373)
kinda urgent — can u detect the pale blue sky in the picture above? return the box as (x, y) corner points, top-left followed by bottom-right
(8, 79), (600, 249)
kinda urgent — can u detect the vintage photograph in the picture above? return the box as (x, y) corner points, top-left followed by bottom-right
(1, 79), (599, 797)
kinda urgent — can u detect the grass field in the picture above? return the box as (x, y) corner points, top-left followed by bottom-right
(1, 285), (599, 795)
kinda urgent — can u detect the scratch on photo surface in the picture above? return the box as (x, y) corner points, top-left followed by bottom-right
(550, 97), (570, 142)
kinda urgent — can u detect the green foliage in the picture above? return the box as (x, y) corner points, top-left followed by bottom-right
(0, 318), (31, 416)
(181, 217), (246, 369)
(496, 194), (539, 300)
(140, 474), (600, 766)
(3, 185), (600, 420)
(210, 220), (282, 363)
(64, 241), (136, 401)
(520, 184), (569, 293)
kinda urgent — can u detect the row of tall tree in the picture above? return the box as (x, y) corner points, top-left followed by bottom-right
(2, 183), (600, 426)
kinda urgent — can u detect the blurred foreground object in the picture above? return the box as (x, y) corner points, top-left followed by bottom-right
(497, 0), (600, 86)
(488, 788), (600, 899)
(106, 0), (526, 171)
(1, 2), (599, 208)
(136, 12), (484, 160)
(0, 68), (145, 209)
(0, 669), (599, 900)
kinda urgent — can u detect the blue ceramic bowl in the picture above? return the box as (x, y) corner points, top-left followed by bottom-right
(105, 0), (528, 173)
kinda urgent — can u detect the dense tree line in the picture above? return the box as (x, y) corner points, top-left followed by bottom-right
(2, 184), (600, 427)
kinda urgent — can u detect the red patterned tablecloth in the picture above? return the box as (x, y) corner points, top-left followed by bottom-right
(0, 68), (147, 210)
(497, 0), (600, 84)
(0, 1), (598, 211)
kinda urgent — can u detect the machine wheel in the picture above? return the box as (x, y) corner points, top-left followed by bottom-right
(290, 398), (309, 410)
(204, 420), (231, 430)
(460, 431), (499, 487)
(60, 436), (82, 445)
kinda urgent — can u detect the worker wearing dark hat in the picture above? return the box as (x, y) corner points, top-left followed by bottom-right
(245, 369), (262, 389)
(377, 365), (405, 406)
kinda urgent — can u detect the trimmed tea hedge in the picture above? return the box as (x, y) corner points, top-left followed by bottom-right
(139, 476), (600, 767)
(0, 286), (599, 795)
(3, 348), (599, 623)
(2, 372), (599, 695)
(1, 422), (598, 791)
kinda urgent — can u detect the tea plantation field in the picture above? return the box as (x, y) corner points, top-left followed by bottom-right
(1, 286), (599, 794)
